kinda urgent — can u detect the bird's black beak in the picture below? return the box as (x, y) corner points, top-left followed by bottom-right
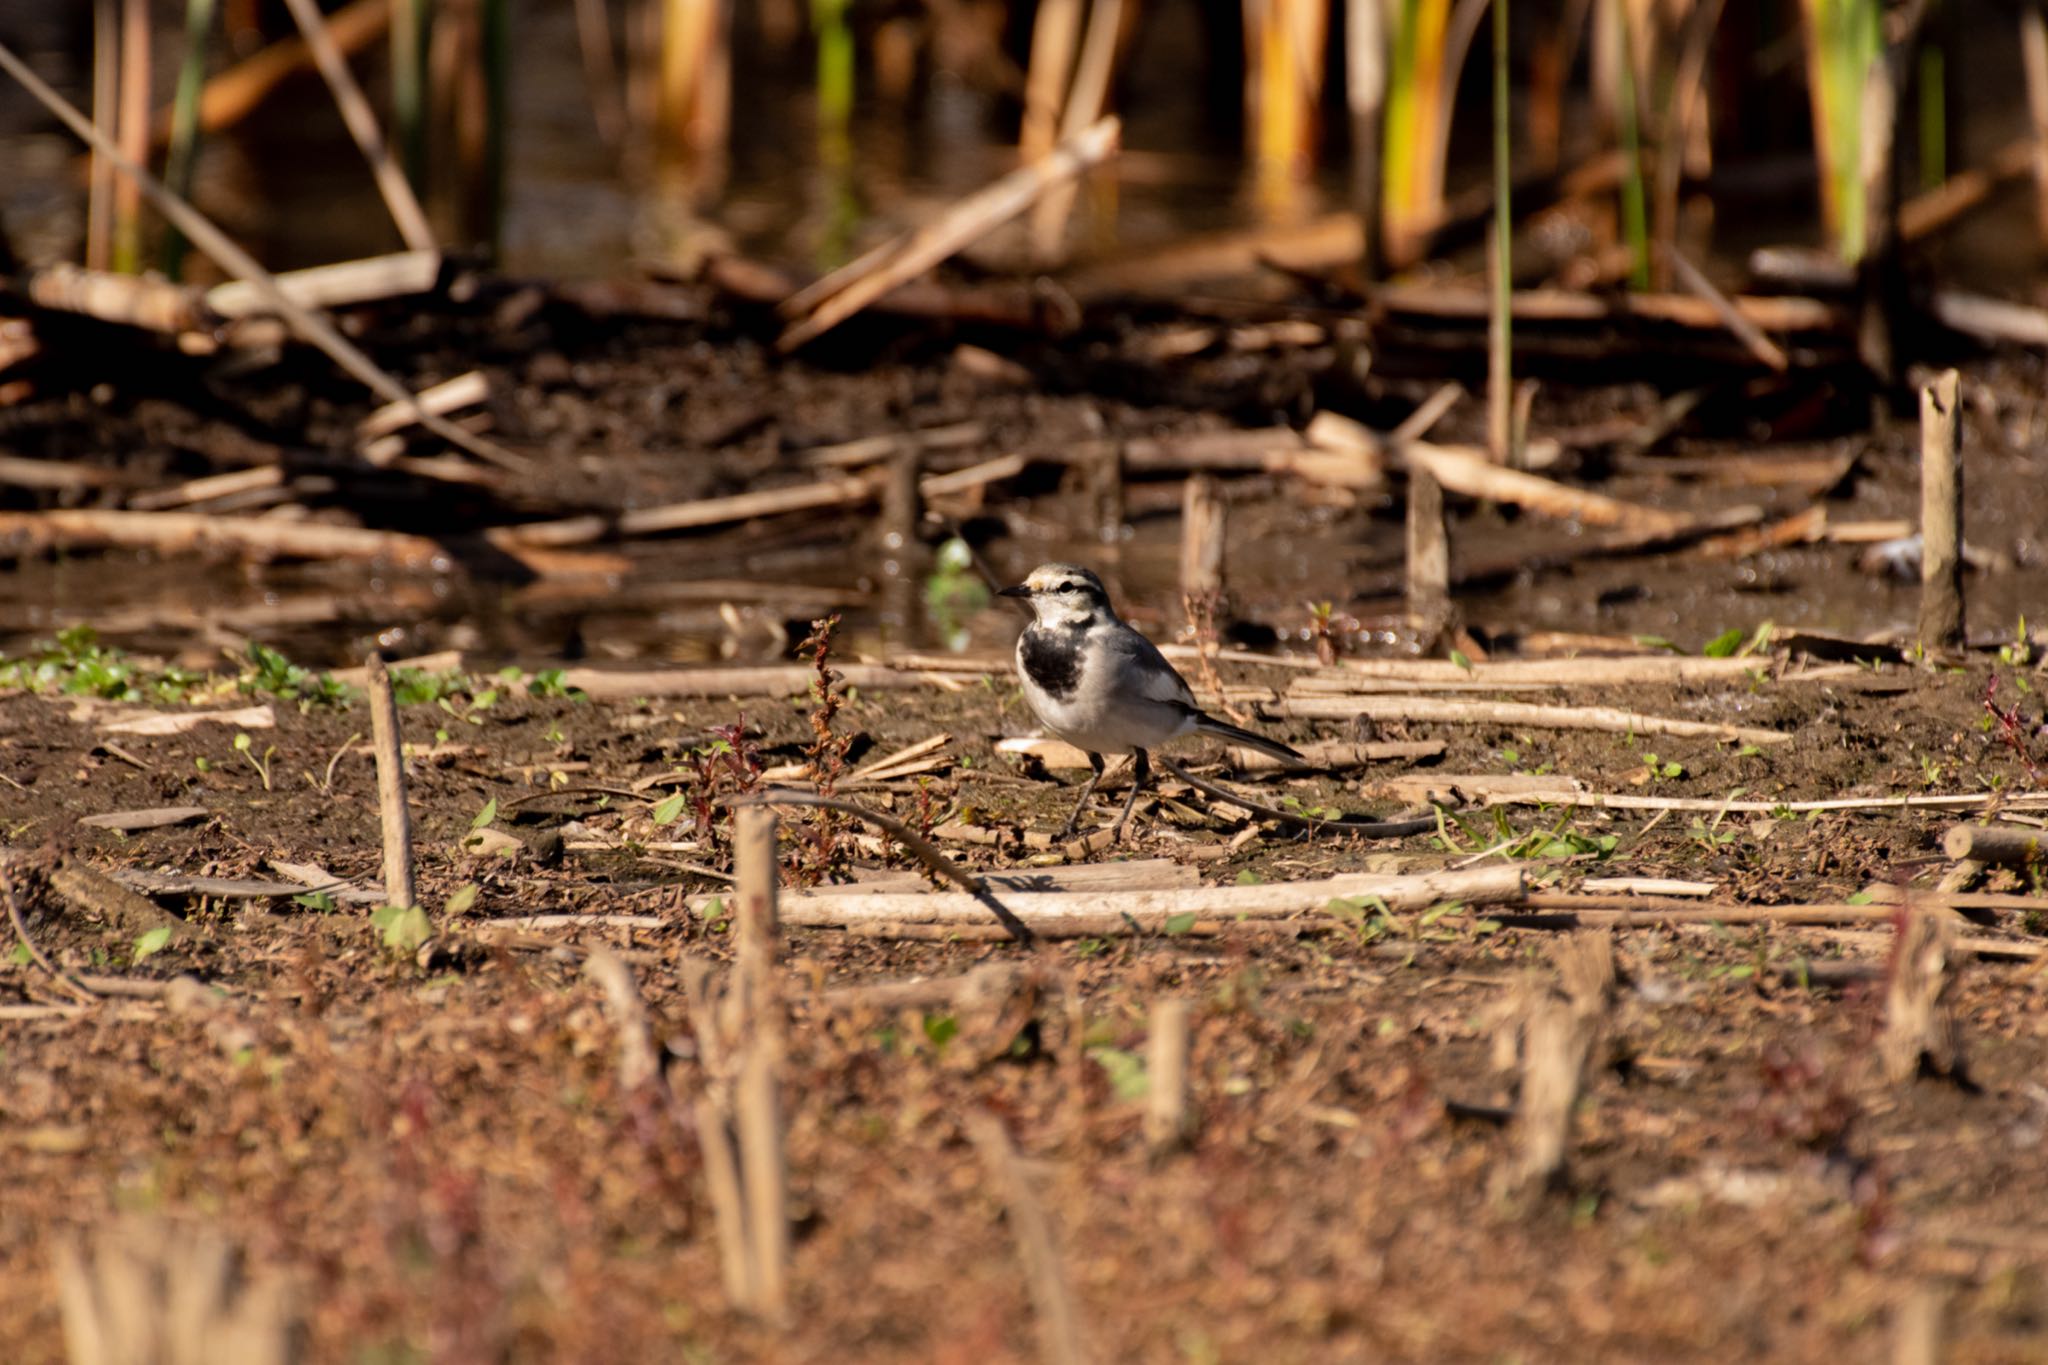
(997, 584), (1032, 599)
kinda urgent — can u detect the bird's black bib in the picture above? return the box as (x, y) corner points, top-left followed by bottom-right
(1018, 626), (1084, 701)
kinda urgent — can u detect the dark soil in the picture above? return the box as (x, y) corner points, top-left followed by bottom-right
(1, 645), (2045, 1364)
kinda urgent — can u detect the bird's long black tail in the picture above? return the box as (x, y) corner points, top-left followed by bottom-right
(1193, 712), (1305, 764)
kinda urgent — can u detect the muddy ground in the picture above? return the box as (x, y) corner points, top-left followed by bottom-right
(0, 641), (2045, 1363)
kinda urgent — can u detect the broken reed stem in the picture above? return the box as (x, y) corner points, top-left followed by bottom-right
(732, 806), (788, 1319)
(582, 946), (660, 1091)
(1941, 823), (2045, 868)
(694, 1093), (753, 1307)
(1144, 996), (1192, 1153)
(1497, 932), (1613, 1200)
(1880, 908), (1965, 1085)
(364, 654), (415, 909)
(1486, 0), (1511, 464)
(1405, 462), (1451, 640)
(1917, 367), (1963, 651)
(966, 1111), (1089, 1365)
(2025, 3), (2048, 249)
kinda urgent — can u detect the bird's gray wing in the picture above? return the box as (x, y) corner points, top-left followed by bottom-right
(1103, 627), (1198, 713)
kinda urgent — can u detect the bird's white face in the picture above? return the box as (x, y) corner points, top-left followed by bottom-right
(1001, 563), (1110, 628)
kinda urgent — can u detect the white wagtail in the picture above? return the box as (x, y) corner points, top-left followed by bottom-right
(1001, 562), (1304, 840)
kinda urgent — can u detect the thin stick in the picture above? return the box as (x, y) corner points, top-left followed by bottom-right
(694, 1094), (753, 1306)
(1917, 368), (1964, 651)
(1274, 694), (1790, 745)
(965, 1112), (1089, 1365)
(1365, 778), (2048, 817)
(278, 0), (436, 252)
(778, 117), (1121, 351)
(364, 654), (415, 909)
(0, 38), (528, 474)
(1144, 997), (1192, 1153)
(1669, 247), (1790, 372)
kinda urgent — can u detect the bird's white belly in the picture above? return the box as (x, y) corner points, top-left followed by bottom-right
(1030, 687), (1192, 755)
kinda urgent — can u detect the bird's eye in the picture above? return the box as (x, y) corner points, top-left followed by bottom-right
(1059, 582), (1075, 592)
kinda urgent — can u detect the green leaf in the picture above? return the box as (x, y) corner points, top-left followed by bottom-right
(1845, 890), (1874, 906)
(444, 883), (480, 916)
(470, 797), (498, 831)
(921, 1013), (959, 1049)
(1234, 869), (1264, 886)
(8, 942), (31, 966)
(1448, 649), (1474, 673)
(291, 890), (336, 914)
(651, 792), (688, 826)
(1163, 911), (1197, 936)
(1088, 1045), (1149, 1102)
(371, 903), (433, 955)
(1702, 627), (1745, 658)
(132, 926), (172, 963)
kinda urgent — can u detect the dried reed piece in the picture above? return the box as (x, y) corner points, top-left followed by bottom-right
(0, 509), (451, 571)
(1916, 368), (1964, 652)
(778, 116), (1121, 351)
(1294, 654), (1763, 689)
(1401, 441), (1689, 536)
(1879, 909), (1965, 1085)
(1941, 823), (2046, 868)
(1405, 460), (1451, 638)
(363, 654), (415, 909)
(582, 946), (660, 1091)
(734, 866), (1524, 932)
(56, 1217), (298, 1365)
(278, 0), (435, 252)
(1494, 932), (1614, 1199)
(965, 1111), (1090, 1365)
(205, 249), (442, 318)
(1144, 996), (1192, 1153)
(1274, 693), (1789, 746)
(490, 473), (876, 549)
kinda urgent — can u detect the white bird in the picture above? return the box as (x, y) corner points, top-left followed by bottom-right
(1001, 562), (1303, 840)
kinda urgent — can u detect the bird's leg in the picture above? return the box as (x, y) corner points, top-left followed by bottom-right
(1057, 751), (1107, 840)
(1110, 749), (1151, 842)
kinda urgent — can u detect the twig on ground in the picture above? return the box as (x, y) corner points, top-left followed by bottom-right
(582, 947), (661, 1091)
